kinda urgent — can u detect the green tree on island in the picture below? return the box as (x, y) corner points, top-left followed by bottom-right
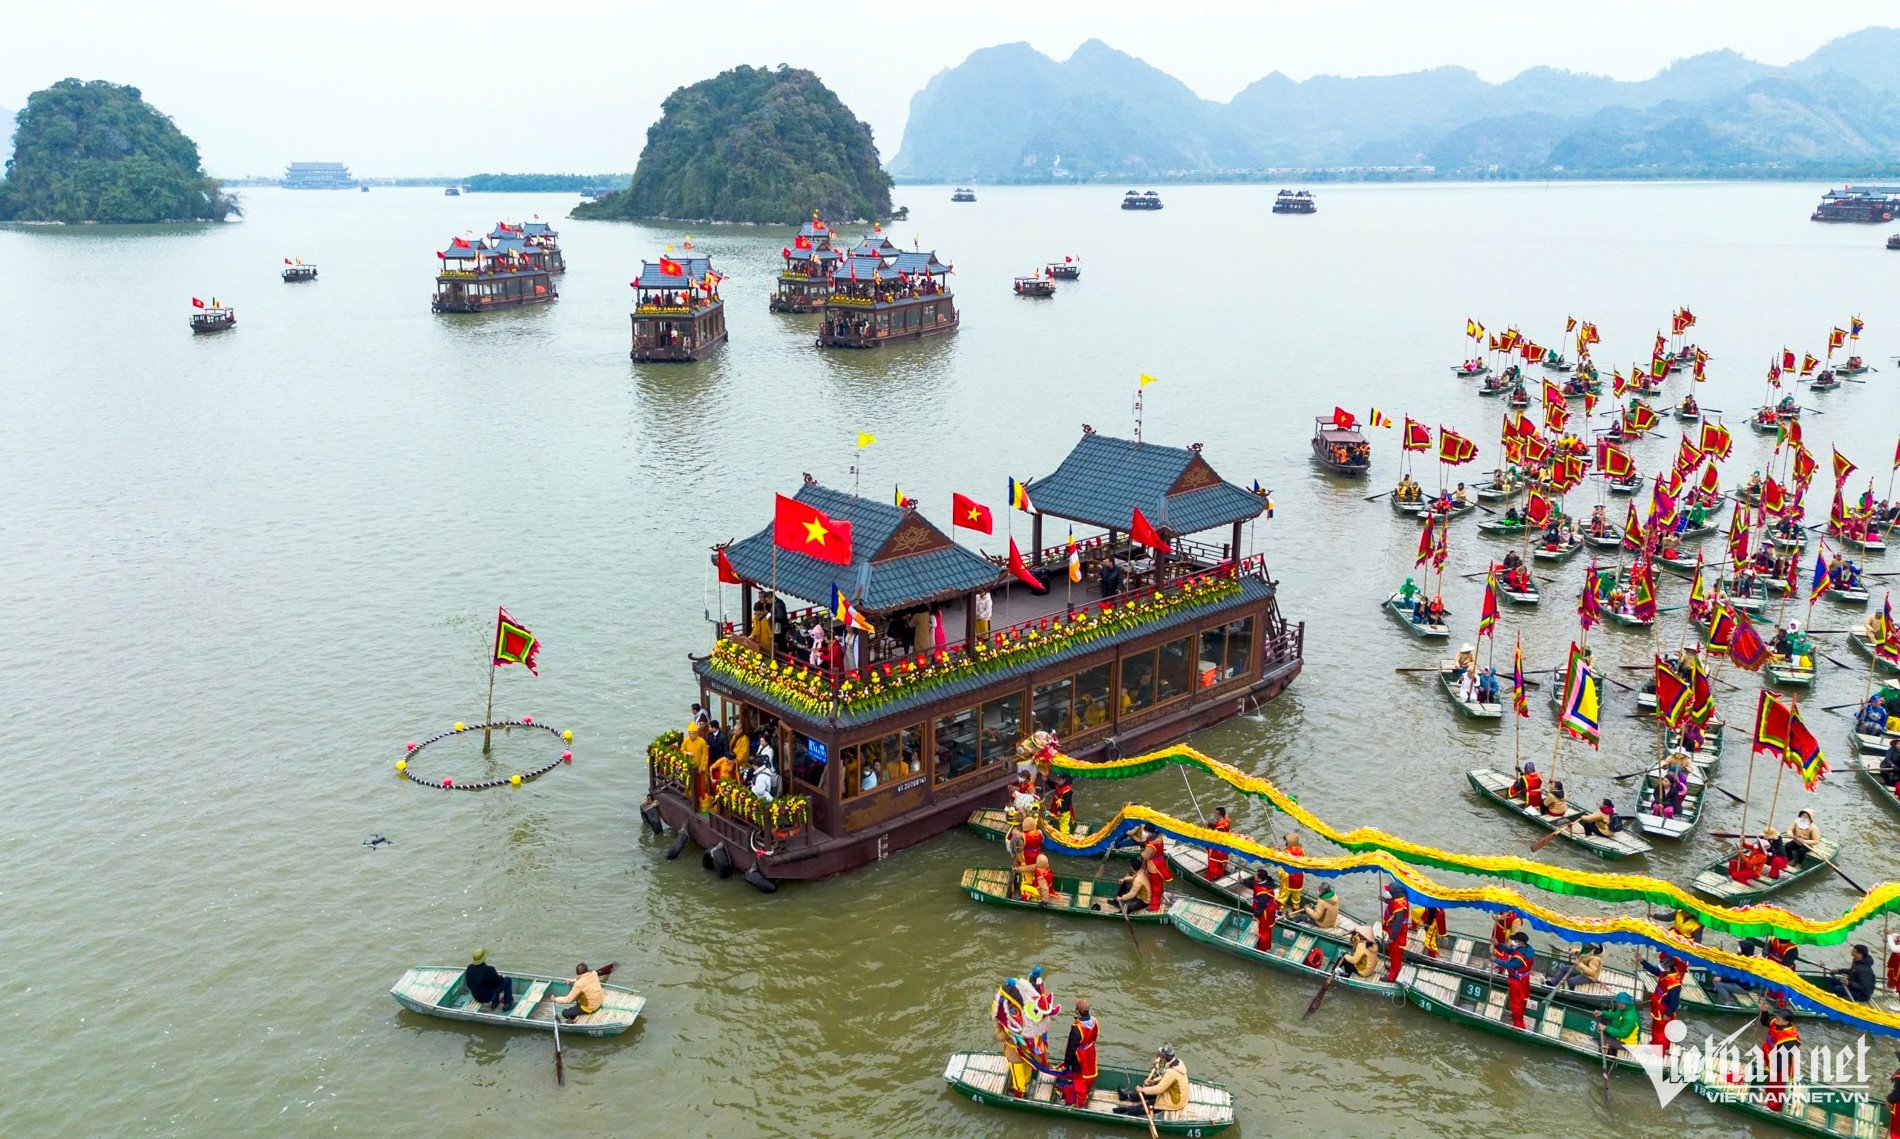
(0, 79), (238, 224)
(574, 65), (892, 225)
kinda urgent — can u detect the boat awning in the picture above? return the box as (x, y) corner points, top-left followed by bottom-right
(1026, 431), (1264, 537)
(1315, 426), (1366, 445)
(889, 250), (948, 275)
(721, 482), (1005, 614)
(633, 256), (713, 287)
(829, 257), (901, 283)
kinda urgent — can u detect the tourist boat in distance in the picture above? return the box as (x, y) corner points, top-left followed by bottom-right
(1310, 416), (1370, 476)
(772, 214), (838, 313)
(1013, 274), (1056, 298)
(1811, 185), (1900, 223)
(942, 1050), (1236, 1135)
(1271, 189), (1316, 214)
(630, 253), (727, 362)
(1047, 257), (1080, 280)
(281, 259), (317, 282)
(817, 236), (958, 348)
(431, 233), (558, 313)
(189, 299), (235, 333)
(950, 187), (977, 202)
(1121, 190), (1163, 211)
(644, 431), (1301, 886)
(387, 965), (645, 1036)
(444, 186), (461, 196)
(1888, 234), (1900, 250)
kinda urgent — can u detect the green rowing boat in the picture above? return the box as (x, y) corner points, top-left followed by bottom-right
(942, 1050), (1235, 1134)
(1399, 962), (1644, 1073)
(959, 867), (1170, 923)
(388, 965), (645, 1036)
(1167, 897), (1399, 998)
(1688, 837), (1840, 903)
(1674, 1046), (1888, 1138)
(1466, 768), (1652, 859)
(1385, 592), (1450, 639)
(1848, 631), (1900, 675)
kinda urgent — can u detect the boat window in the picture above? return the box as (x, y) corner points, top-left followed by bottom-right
(1121, 649), (1158, 713)
(1074, 663), (1113, 731)
(845, 725), (923, 799)
(1156, 637), (1194, 701)
(1032, 677), (1072, 736)
(1224, 617), (1256, 679)
(791, 732), (829, 793)
(933, 708), (979, 784)
(1199, 627), (1228, 685)
(981, 692), (1025, 768)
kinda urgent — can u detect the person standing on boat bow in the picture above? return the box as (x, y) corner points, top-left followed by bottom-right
(1047, 771), (1076, 837)
(1058, 1000), (1098, 1107)
(1639, 953), (1686, 1046)
(1280, 834), (1307, 910)
(1250, 868), (1281, 950)
(1203, 807), (1232, 881)
(1496, 932), (1536, 1030)
(1380, 884), (1412, 982)
(1141, 833), (1172, 912)
(1756, 1009), (1802, 1114)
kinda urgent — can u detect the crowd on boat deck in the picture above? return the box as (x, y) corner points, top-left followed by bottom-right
(678, 703), (783, 809)
(1448, 643), (1499, 704)
(1325, 441), (1371, 466)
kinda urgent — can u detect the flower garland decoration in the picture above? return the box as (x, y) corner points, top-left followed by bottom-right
(647, 736), (812, 835)
(706, 570), (1244, 717)
(395, 718), (574, 790)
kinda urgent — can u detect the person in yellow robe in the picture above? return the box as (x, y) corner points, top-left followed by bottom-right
(681, 725), (712, 811)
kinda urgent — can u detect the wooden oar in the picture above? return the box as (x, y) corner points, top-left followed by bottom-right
(1819, 651), (1856, 671)
(1822, 857), (1870, 895)
(1365, 491), (1392, 502)
(1601, 674), (1637, 693)
(1802, 406), (1826, 415)
(1593, 1022), (1613, 1105)
(553, 1000), (565, 1086)
(1819, 701), (1869, 714)
(1709, 784), (1748, 806)
(1136, 1065), (1161, 1139)
(1302, 955), (1350, 1020)
(1530, 821), (1576, 853)
(1119, 893), (1145, 958)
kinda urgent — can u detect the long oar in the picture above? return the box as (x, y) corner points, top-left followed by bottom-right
(1821, 857), (1871, 895)
(1136, 1065), (1161, 1139)
(1530, 820), (1576, 854)
(1302, 955), (1350, 1020)
(552, 1001), (565, 1086)
(1819, 651), (1856, 671)
(1365, 491), (1392, 503)
(1709, 784), (1748, 806)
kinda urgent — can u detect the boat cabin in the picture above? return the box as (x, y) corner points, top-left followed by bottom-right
(1812, 186), (1900, 223)
(818, 245), (958, 349)
(1013, 274), (1056, 297)
(432, 237), (558, 312)
(630, 254), (727, 362)
(282, 261), (318, 282)
(649, 429), (1304, 885)
(1311, 418), (1370, 475)
(190, 304), (236, 333)
(773, 216), (839, 313)
(1121, 190), (1163, 210)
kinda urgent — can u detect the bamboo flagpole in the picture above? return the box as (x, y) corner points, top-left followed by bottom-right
(483, 608), (500, 754)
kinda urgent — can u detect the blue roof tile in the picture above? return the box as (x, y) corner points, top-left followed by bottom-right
(1028, 433), (1264, 536)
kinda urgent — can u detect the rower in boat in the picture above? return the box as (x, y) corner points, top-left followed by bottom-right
(1114, 1044), (1189, 1119)
(1091, 857), (1153, 915)
(1505, 759), (1544, 811)
(1819, 944), (1879, 1003)
(1593, 992), (1642, 1055)
(1782, 807), (1821, 869)
(1676, 394), (1700, 420)
(553, 963), (607, 1023)
(1768, 620), (1816, 681)
(1506, 382), (1531, 409)
(1392, 473), (1424, 509)
(1250, 868), (1280, 950)
(1639, 953), (1688, 1045)
(1204, 806), (1232, 880)
(1812, 368), (1841, 390)
(1839, 354), (1871, 375)
(1496, 932), (1536, 1029)
(1576, 797), (1622, 840)
(1777, 393), (1800, 418)
(1542, 941), (1604, 990)
(1379, 884), (1411, 982)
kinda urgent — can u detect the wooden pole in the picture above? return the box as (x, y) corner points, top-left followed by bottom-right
(483, 657), (497, 755)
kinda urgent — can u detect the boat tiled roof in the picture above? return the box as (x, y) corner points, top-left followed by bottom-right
(520, 221), (557, 237)
(1028, 433), (1264, 536)
(889, 250), (948, 274)
(787, 247), (841, 264)
(828, 256), (902, 283)
(722, 482), (1004, 614)
(633, 256), (713, 288)
(797, 220), (831, 239)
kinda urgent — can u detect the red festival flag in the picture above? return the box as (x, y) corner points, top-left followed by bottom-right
(716, 546), (743, 584)
(1415, 514), (1436, 568)
(1512, 634), (1530, 718)
(1438, 428), (1479, 465)
(1332, 406), (1357, 430)
(493, 607), (541, 675)
(1006, 537), (1046, 592)
(191, 297), (207, 308)
(1699, 421), (1732, 461)
(1403, 417), (1432, 452)
(1130, 507), (1171, 553)
(658, 257), (686, 277)
(1833, 447), (1857, 486)
(951, 492), (994, 535)
(793, 234), (813, 250)
(773, 494), (853, 564)
(1479, 571), (1499, 639)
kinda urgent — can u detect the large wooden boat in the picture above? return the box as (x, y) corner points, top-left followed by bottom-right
(1439, 665), (1502, 719)
(950, 188), (977, 202)
(1167, 897), (1400, 999)
(630, 253), (727, 362)
(281, 261), (318, 282)
(1465, 769), (1652, 859)
(1121, 190), (1163, 210)
(189, 305), (236, 333)
(772, 216), (838, 313)
(1310, 417), (1370, 476)
(817, 243), (958, 348)
(942, 1050), (1235, 1135)
(1689, 838), (1839, 902)
(1811, 185), (1900, 223)
(961, 867), (1171, 923)
(647, 432), (1300, 886)
(387, 965), (644, 1036)
(1271, 189), (1316, 215)
(432, 237), (556, 313)
(490, 220), (565, 273)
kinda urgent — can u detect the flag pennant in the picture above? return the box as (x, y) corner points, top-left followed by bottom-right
(1066, 526), (1081, 583)
(1466, 318), (1485, 340)
(1369, 408), (1394, 429)
(830, 583), (875, 633)
(1697, 461), (1721, 497)
(1525, 493), (1553, 528)
(1559, 642), (1601, 748)
(1403, 418), (1432, 452)
(1832, 447), (1857, 486)
(894, 486), (913, 509)
(1478, 571), (1499, 639)
(494, 607), (541, 675)
(952, 492), (994, 535)
(1653, 657), (1691, 728)
(1728, 607), (1770, 671)
(1005, 538), (1046, 593)
(716, 545), (743, 585)
(1801, 353), (1819, 376)
(1512, 633), (1530, 718)
(1829, 327), (1848, 352)
(1753, 690), (1793, 759)
(1673, 438), (1704, 479)
(1622, 503), (1646, 553)
(1851, 316), (1865, 339)
(1623, 401), (1658, 435)
(1577, 563), (1602, 631)
(1786, 704), (1829, 790)
(1332, 406), (1357, 430)
(1629, 559), (1657, 622)
(775, 494), (854, 564)
(1544, 400), (1569, 434)
(1415, 514), (1436, 568)
(1438, 428), (1478, 465)
(1599, 442), (1635, 479)
(1760, 478), (1788, 516)
(1791, 443), (1817, 489)
(1008, 477), (1035, 513)
(1809, 550), (1830, 603)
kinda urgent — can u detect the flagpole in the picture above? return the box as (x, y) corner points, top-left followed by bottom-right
(483, 610), (499, 755)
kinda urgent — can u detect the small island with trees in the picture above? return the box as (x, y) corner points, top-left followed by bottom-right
(572, 65), (892, 225)
(0, 79), (238, 224)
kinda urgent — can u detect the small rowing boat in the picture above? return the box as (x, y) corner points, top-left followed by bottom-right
(1388, 492), (1427, 517)
(1465, 769), (1652, 859)
(1827, 582), (1872, 608)
(1399, 962), (1645, 1073)
(942, 1050), (1236, 1135)
(1496, 573), (1540, 605)
(1167, 897), (1398, 998)
(1440, 665), (1503, 719)
(1673, 1043), (1885, 1138)
(1476, 516), (1529, 537)
(1531, 533), (1586, 563)
(387, 965), (645, 1035)
(1688, 838), (1839, 903)
(1419, 932), (1641, 1009)
(1454, 362), (1491, 378)
(1606, 474), (1643, 496)
(964, 808), (1124, 849)
(1475, 475), (1523, 503)
(1764, 654), (1816, 687)
(959, 867), (1170, 923)
(1655, 547), (1701, 577)
(1582, 526), (1624, 549)
(1848, 631), (1900, 675)
(1713, 577), (1769, 613)
(1666, 722), (1725, 766)
(1386, 591), (1450, 638)
(1838, 530), (1888, 555)
(1632, 763), (1705, 839)
(1855, 749), (1900, 812)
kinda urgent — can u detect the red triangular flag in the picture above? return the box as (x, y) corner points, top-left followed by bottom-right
(1007, 537), (1047, 593)
(716, 546), (742, 585)
(1130, 507), (1170, 552)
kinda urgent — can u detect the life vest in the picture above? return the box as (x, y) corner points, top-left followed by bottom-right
(1252, 881), (1279, 921)
(1497, 946), (1533, 981)
(1767, 937), (1796, 965)
(1382, 896), (1410, 940)
(1513, 771), (1543, 806)
(1284, 844), (1305, 890)
(1072, 1017), (1098, 1079)
(1655, 968), (1684, 1007)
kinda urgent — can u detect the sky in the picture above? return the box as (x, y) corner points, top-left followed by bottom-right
(5, 2), (1887, 176)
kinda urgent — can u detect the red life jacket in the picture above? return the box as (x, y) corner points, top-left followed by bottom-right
(1284, 844), (1305, 889)
(1022, 829), (1044, 863)
(1767, 938), (1796, 965)
(1515, 771), (1543, 802)
(1072, 1017), (1098, 1079)
(1382, 896), (1410, 940)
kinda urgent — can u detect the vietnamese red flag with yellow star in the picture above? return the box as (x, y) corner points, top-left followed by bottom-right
(773, 494), (853, 564)
(951, 492), (994, 534)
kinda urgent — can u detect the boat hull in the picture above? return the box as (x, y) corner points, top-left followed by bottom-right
(942, 1051), (1233, 1135)
(1466, 769), (1651, 858)
(1689, 838), (1839, 902)
(387, 966), (644, 1036)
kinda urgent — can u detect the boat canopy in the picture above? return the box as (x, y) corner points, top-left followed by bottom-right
(632, 256), (713, 288)
(1026, 430), (1266, 538)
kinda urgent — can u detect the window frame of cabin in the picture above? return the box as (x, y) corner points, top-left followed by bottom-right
(841, 723), (925, 801)
(1031, 676), (1073, 738)
(1072, 661), (1114, 734)
(931, 706), (981, 787)
(1154, 635), (1195, 705)
(1120, 648), (1159, 715)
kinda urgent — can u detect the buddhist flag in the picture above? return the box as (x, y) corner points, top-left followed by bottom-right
(952, 492), (994, 534)
(1139, 373), (1160, 387)
(894, 486), (912, 509)
(1067, 526), (1081, 583)
(1403, 418), (1432, 452)
(1369, 408), (1394, 428)
(1833, 447), (1856, 486)
(1415, 514), (1436, 568)
(1559, 642), (1601, 748)
(716, 546), (743, 585)
(1130, 507), (1170, 553)
(830, 584), (875, 633)
(1008, 477), (1035, 513)
(1512, 634), (1530, 718)
(1438, 428), (1478, 465)
(493, 607), (541, 675)
(1479, 571), (1499, 639)
(774, 494), (853, 564)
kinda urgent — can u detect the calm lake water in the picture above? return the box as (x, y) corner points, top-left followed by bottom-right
(3, 181), (1895, 1137)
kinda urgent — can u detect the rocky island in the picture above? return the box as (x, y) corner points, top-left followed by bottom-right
(572, 65), (891, 225)
(0, 79), (238, 224)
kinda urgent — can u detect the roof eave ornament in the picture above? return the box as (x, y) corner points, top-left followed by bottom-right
(1081, 423), (1094, 436)
(802, 472), (816, 485)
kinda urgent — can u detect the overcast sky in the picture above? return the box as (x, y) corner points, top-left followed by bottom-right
(5, 2), (1885, 176)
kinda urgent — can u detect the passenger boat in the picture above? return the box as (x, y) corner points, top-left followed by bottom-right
(1888, 234), (1900, 250)
(1270, 189), (1316, 215)
(818, 241), (958, 348)
(960, 867), (1170, 923)
(1475, 370), (1510, 392)
(1828, 581), (1872, 608)
(1506, 384), (1532, 409)
(772, 215), (837, 313)
(1477, 515), (1531, 538)
(1120, 190), (1163, 210)
(1837, 355), (1875, 376)
(1654, 547), (1700, 578)
(1311, 417), (1370, 476)
(1837, 529), (1888, 555)
(387, 965), (645, 1036)
(1689, 838), (1839, 902)
(1474, 472), (1522, 503)
(1810, 185), (1900, 223)
(950, 188), (977, 202)
(1674, 400), (1701, 422)
(1456, 361), (1493, 379)
(432, 236), (557, 313)
(646, 432), (1300, 885)
(1632, 763), (1705, 839)
(1531, 533), (1586, 563)
(491, 220), (565, 273)
(444, 186), (461, 196)
(1810, 369), (1842, 392)
(1674, 1043), (1886, 1138)
(281, 261), (318, 282)
(630, 253), (727, 362)
(1539, 352), (1573, 373)
(1400, 962), (1646, 1074)
(1047, 258), (1080, 280)
(1013, 275), (1057, 298)
(1386, 592), (1449, 638)
(189, 304), (236, 333)
(1764, 655), (1817, 687)
(1389, 491), (1427, 518)
(1168, 898), (1399, 999)
(1848, 630), (1900, 675)
(942, 1050), (1235, 1135)
(1439, 665), (1502, 719)
(1465, 769), (1652, 858)
(1666, 722), (1726, 764)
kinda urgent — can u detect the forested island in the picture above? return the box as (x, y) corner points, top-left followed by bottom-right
(0, 79), (237, 223)
(461, 172), (628, 193)
(573, 65), (891, 224)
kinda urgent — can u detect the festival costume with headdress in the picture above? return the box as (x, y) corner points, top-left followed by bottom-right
(992, 975), (1060, 1097)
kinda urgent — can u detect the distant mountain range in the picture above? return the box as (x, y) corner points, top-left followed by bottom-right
(890, 29), (1900, 181)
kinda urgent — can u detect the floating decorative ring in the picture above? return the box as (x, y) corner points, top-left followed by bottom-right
(395, 718), (574, 790)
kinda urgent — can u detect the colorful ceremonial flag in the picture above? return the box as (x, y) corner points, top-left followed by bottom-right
(1697, 462), (1722, 498)
(830, 583), (875, 633)
(1499, 328), (1520, 353)
(1525, 493), (1553, 528)
(1512, 634), (1530, 718)
(1565, 315), (1577, 332)
(775, 494), (854, 563)
(1800, 353), (1819, 376)
(1651, 355), (1670, 380)
(1829, 327), (1848, 351)
(1008, 477), (1035, 513)
(1369, 408), (1394, 428)
(1707, 603), (1738, 655)
(1753, 690), (1794, 759)
(1403, 418), (1432, 452)
(1251, 480), (1275, 517)
(493, 607), (540, 675)
(1791, 443), (1817, 488)
(1578, 564), (1601, 632)
(1432, 522), (1448, 571)
(1415, 515), (1436, 568)
(1630, 559), (1657, 622)
(1829, 485), (1848, 534)
(1006, 537), (1045, 592)
(1611, 369), (1627, 396)
(1332, 406), (1357, 430)
(1684, 654), (1716, 725)
(1130, 507), (1170, 553)
(1808, 550), (1831, 603)
(1760, 478), (1788, 517)
(1700, 421), (1733, 461)
(1787, 704), (1828, 789)
(856, 432), (877, 449)
(191, 297), (206, 308)
(1851, 316), (1865, 339)
(1624, 401), (1658, 434)
(1729, 608), (1770, 671)
(1673, 438), (1705, 480)
(1623, 503), (1646, 553)
(894, 486), (912, 509)
(1067, 527), (1081, 583)
(1438, 428), (1478, 465)
(1559, 642), (1601, 748)
(1467, 318), (1485, 340)
(952, 492), (994, 534)
(1833, 447), (1856, 486)
(1479, 571), (1499, 639)
(1545, 400), (1569, 434)
(1600, 442), (1635, 478)
(1653, 657), (1691, 728)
